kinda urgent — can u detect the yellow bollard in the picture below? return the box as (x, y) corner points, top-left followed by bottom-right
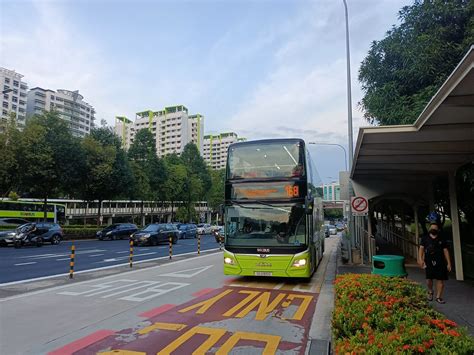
(198, 234), (201, 255)
(169, 236), (172, 259)
(69, 244), (75, 279)
(129, 240), (134, 268)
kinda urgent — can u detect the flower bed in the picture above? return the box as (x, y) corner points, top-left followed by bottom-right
(333, 274), (474, 354)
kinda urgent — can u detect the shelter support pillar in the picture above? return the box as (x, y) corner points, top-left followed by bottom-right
(414, 206), (420, 262)
(448, 171), (463, 281)
(107, 217), (113, 225)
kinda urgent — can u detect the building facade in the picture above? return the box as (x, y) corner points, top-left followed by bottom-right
(202, 132), (246, 170)
(26, 88), (95, 137)
(114, 116), (134, 150)
(321, 182), (341, 201)
(1, 67), (28, 129)
(116, 105), (204, 158)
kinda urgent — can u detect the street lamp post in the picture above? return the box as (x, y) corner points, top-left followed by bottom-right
(342, 0), (354, 169)
(308, 142), (348, 171)
(342, 0), (356, 263)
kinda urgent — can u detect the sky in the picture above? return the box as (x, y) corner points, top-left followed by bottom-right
(0, 0), (410, 183)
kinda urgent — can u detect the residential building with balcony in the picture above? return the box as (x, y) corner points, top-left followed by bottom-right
(114, 116), (134, 150)
(202, 132), (246, 170)
(0, 67), (28, 130)
(118, 105), (204, 158)
(26, 88), (95, 137)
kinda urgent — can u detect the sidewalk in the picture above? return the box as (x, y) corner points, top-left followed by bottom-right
(296, 234), (472, 354)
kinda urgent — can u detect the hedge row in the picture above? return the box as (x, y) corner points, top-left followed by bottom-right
(62, 228), (101, 240)
(333, 274), (474, 354)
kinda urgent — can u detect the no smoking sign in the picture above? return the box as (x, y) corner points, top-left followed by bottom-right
(351, 196), (368, 216)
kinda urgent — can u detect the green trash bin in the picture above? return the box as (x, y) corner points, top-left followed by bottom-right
(372, 255), (407, 277)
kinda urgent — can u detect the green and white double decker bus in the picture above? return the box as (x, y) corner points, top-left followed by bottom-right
(223, 138), (324, 278)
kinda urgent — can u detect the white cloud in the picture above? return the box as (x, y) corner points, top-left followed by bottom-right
(0, 1), (122, 121)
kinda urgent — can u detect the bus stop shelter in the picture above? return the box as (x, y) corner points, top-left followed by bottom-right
(350, 46), (474, 281)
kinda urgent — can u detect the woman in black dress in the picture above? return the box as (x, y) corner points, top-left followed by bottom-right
(418, 222), (452, 304)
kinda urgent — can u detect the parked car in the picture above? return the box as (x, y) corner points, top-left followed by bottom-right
(0, 229), (18, 246)
(96, 223), (138, 241)
(178, 224), (197, 239)
(13, 222), (64, 248)
(336, 222), (345, 231)
(197, 223), (212, 235)
(213, 226), (225, 243)
(328, 225), (337, 235)
(0, 218), (30, 226)
(131, 223), (179, 246)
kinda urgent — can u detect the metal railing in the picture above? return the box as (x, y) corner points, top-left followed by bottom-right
(378, 221), (419, 260)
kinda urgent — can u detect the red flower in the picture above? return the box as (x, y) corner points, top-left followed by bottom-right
(403, 345), (411, 350)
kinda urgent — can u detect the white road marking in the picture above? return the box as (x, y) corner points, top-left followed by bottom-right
(115, 251), (128, 254)
(19, 249), (107, 260)
(161, 265), (213, 278)
(55, 258), (70, 261)
(14, 262), (37, 266)
(97, 252), (157, 263)
(120, 282), (188, 302)
(89, 254), (104, 257)
(0, 248), (221, 290)
(58, 279), (189, 302)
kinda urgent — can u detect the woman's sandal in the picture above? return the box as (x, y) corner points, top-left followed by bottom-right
(427, 291), (434, 301)
(436, 297), (446, 304)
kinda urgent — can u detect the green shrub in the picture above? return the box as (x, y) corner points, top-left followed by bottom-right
(333, 274), (474, 354)
(62, 227), (101, 240)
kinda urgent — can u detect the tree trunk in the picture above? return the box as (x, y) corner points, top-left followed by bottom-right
(97, 200), (102, 226)
(43, 195), (48, 222)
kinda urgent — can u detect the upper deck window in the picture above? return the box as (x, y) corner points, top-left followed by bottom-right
(228, 142), (305, 179)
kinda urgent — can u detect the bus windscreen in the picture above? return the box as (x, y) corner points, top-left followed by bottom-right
(225, 203), (306, 247)
(227, 142), (305, 179)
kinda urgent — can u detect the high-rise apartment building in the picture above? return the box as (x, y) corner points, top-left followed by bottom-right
(321, 182), (341, 201)
(202, 132), (246, 170)
(26, 88), (95, 137)
(116, 105), (204, 158)
(114, 116), (134, 150)
(1, 67), (28, 129)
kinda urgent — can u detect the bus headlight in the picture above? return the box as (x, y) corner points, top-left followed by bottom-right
(224, 257), (235, 265)
(292, 258), (307, 267)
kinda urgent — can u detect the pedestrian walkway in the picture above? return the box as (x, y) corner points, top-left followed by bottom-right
(338, 235), (474, 336)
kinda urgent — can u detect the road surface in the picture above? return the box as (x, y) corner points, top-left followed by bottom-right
(0, 236), (339, 354)
(0, 235), (219, 284)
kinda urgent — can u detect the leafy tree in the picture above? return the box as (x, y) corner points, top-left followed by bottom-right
(163, 163), (187, 220)
(17, 111), (79, 220)
(207, 169), (225, 212)
(128, 129), (156, 162)
(324, 208), (344, 220)
(77, 127), (133, 224)
(180, 143), (212, 221)
(0, 114), (21, 197)
(359, 0), (473, 125)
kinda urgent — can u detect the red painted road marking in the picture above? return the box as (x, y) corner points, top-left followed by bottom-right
(192, 288), (215, 297)
(138, 304), (176, 318)
(77, 287), (318, 354)
(47, 330), (115, 355)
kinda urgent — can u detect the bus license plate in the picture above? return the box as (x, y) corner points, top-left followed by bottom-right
(254, 271), (272, 276)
